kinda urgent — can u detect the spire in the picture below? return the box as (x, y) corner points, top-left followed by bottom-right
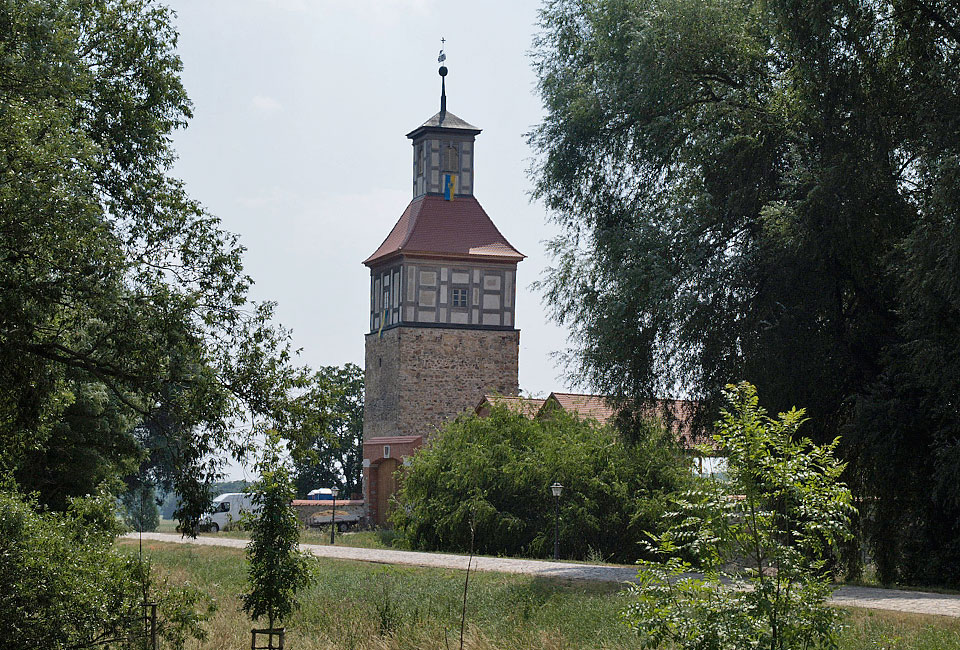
(440, 67), (447, 114)
(406, 38), (480, 139)
(438, 37), (447, 116)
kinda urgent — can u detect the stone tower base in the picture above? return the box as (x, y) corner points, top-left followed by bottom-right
(362, 325), (520, 524)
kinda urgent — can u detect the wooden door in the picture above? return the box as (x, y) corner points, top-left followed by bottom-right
(376, 458), (400, 527)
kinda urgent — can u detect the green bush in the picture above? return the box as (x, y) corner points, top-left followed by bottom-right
(0, 486), (210, 649)
(391, 404), (693, 562)
(622, 383), (855, 649)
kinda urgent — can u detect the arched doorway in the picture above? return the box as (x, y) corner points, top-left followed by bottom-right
(375, 458), (400, 526)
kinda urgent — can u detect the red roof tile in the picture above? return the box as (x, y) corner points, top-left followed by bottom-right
(364, 195), (524, 266)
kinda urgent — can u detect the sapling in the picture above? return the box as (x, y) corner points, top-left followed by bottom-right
(623, 382), (855, 650)
(241, 433), (315, 645)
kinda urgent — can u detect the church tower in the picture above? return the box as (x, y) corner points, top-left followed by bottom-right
(361, 62), (524, 525)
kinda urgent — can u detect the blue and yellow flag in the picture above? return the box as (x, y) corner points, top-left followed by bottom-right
(443, 173), (457, 201)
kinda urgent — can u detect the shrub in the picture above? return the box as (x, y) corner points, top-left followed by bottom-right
(622, 383), (855, 650)
(0, 486), (210, 649)
(391, 404), (692, 562)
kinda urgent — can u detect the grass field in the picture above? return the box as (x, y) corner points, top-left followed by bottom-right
(119, 539), (960, 650)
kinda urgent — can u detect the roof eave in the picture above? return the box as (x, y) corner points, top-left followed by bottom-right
(365, 249), (525, 268)
(406, 125), (483, 140)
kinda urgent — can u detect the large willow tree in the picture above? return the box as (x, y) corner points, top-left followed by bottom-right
(531, 0), (960, 585)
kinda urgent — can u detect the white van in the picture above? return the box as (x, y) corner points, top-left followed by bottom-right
(200, 493), (260, 532)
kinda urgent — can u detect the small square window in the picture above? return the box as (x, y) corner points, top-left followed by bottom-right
(452, 288), (468, 308)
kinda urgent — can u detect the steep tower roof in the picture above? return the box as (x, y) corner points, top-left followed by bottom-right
(363, 194), (524, 266)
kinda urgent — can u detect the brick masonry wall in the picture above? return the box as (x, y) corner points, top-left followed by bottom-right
(363, 326), (520, 442)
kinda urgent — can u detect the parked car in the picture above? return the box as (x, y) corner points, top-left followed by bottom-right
(200, 492), (260, 532)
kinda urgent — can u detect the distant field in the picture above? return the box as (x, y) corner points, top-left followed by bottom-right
(118, 540), (960, 650)
(156, 518), (179, 533)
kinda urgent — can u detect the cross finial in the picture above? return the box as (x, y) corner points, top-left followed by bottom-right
(438, 37), (446, 63)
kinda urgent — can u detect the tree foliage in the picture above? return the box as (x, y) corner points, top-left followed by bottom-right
(0, 0), (331, 531)
(293, 363), (364, 498)
(0, 0), (341, 643)
(392, 403), (693, 562)
(119, 480), (160, 532)
(531, 0), (960, 584)
(241, 433), (315, 630)
(623, 383), (854, 650)
(0, 486), (211, 649)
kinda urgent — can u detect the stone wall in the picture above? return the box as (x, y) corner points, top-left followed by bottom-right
(363, 326), (520, 442)
(363, 327), (402, 439)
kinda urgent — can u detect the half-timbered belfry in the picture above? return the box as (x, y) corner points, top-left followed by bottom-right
(361, 60), (524, 525)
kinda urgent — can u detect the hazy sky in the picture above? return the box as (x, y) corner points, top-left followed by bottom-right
(164, 1), (577, 478)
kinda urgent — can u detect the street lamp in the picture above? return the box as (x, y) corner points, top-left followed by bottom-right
(550, 482), (563, 560)
(330, 486), (340, 545)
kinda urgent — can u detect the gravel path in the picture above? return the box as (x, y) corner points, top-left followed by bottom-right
(128, 532), (960, 618)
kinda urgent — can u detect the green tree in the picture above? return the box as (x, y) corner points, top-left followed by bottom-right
(242, 433), (315, 632)
(0, 0), (321, 529)
(531, 0), (960, 584)
(623, 383), (854, 650)
(293, 363), (364, 498)
(392, 403), (692, 562)
(14, 382), (140, 512)
(0, 0), (331, 643)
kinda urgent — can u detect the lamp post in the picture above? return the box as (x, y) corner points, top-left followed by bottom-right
(550, 482), (563, 560)
(330, 486), (340, 545)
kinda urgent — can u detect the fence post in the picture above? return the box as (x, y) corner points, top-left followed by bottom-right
(150, 603), (157, 650)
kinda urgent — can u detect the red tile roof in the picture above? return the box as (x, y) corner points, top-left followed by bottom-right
(544, 393), (619, 424)
(540, 392), (710, 450)
(364, 195), (525, 266)
(475, 395), (546, 419)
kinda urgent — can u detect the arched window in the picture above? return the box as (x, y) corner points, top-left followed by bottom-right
(441, 143), (459, 172)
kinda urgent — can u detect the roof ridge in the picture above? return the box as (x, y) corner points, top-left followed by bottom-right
(402, 195), (425, 248)
(550, 392), (694, 404)
(550, 392), (611, 399)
